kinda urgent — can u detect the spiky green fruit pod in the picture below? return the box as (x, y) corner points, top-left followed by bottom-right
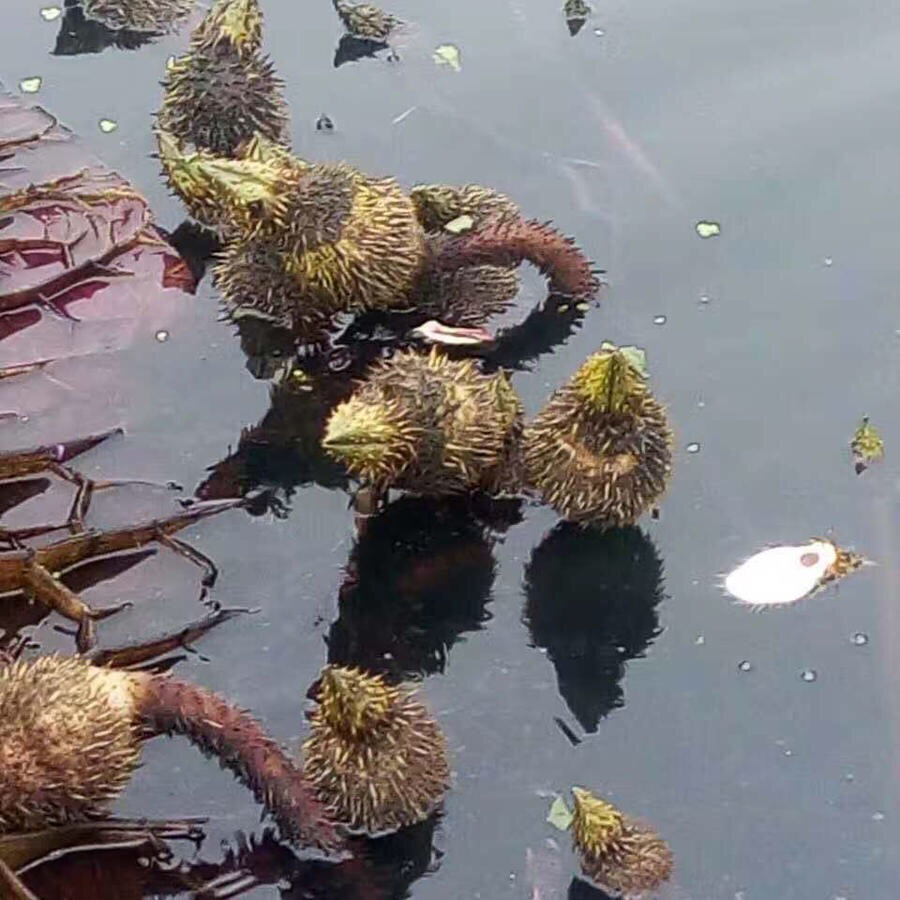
(571, 787), (673, 896)
(524, 346), (673, 528)
(332, 0), (402, 41)
(303, 666), (450, 835)
(0, 656), (140, 832)
(190, 0), (263, 51)
(213, 236), (337, 345)
(0, 656), (342, 851)
(415, 263), (520, 327)
(409, 183), (520, 232)
(322, 348), (524, 496)
(81, 0), (193, 32)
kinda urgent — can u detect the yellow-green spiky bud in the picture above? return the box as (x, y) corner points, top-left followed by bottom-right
(572, 345), (647, 414)
(322, 395), (418, 480)
(571, 787), (626, 859)
(317, 666), (396, 740)
(191, 0), (263, 52)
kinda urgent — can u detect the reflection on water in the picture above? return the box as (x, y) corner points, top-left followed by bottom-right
(567, 874), (615, 900)
(19, 816), (440, 899)
(523, 525), (664, 732)
(52, 0), (161, 55)
(327, 496), (518, 680)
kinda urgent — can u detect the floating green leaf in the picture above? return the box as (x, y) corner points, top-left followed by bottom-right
(696, 221), (721, 239)
(444, 214), (473, 234)
(547, 795), (574, 831)
(39, 6), (62, 21)
(851, 416), (884, 475)
(433, 44), (461, 71)
(98, 118), (118, 134)
(19, 77), (42, 94)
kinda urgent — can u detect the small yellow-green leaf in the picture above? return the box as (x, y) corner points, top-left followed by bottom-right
(433, 44), (461, 71)
(19, 77), (42, 94)
(696, 220), (721, 239)
(599, 342), (648, 379)
(547, 795), (574, 831)
(444, 214), (473, 234)
(165, 54), (177, 70)
(39, 6), (62, 21)
(98, 118), (118, 133)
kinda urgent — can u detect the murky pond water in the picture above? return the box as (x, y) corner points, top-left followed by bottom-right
(3, 0), (900, 896)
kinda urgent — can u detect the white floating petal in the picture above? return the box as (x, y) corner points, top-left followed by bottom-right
(725, 540), (837, 607)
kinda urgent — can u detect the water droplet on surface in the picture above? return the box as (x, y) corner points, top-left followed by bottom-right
(155, 329), (170, 342)
(40, 6), (61, 20)
(19, 415), (29, 423)
(738, 660), (752, 673)
(801, 669), (817, 682)
(593, 28), (605, 36)
(851, 632), (868, 646)
(844, 772), (854, 782)
(872, 811), (885, 821)
(695, 635), (705, 645)
(653, 315), (667, 325)
(19, 76), (42, 94)
(686, 442), (700, 454)
(699, 293), (711, 304)
(824, 257), (833, 266)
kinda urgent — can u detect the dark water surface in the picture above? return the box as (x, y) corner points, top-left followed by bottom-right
(3, 0), (900, 896)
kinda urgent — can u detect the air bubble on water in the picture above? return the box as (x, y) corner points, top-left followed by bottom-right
(695, 635), (705, 645)
(824, 257), (833, 267)
(738, 660), (752, 673)
(155, 330), (170, 342)
(653, 315), (667, 325)
(686, 442), (700, 454)
(851, 632), (868, 646)
(872, 811), (885, 821)
(801, 669), (817, 682)
(593, 28), (605, 36)
(699, 294), (711, 305)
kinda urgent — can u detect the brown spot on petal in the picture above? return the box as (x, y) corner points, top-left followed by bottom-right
(800, 552), (819, 567)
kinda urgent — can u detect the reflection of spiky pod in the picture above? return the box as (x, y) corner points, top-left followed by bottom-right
(426, 216), (599, 300)
(328, 496), (496, 680)
(82, 0), (193, 32)
(523, 525), (663, 732)
(332, 0), (402, 40)
(0, 656), (341, 851)
(410, 183), (520, 231)
(524, 347), (673, 528)
(303, 666), (450, 834)
(322, 348), (524, 496)
(571, 788), (673, 896)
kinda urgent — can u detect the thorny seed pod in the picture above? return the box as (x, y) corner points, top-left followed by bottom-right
(332, 0), (402, 42)
(303, 666), (450, 835)
(156, 0), (289, 222)
(322, 347), (524, 496)
(0, 656), (341, 851)
(524, 345), (673, 528)
(571, 787), (673, 897)
(410, 183), (520, 232)
(81, 0), (194, 32)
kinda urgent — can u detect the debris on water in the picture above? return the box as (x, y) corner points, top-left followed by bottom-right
(444, 214), (474, 234)
(851, 416), (883, 474)
(433, 43), (461, 71)
(19, 76), (42, 93)
(653, 315), (667, 325)
(695, 635), (705, 645)
(155, 329), (170, 342)
(316, 113), (334, 131)
(564, 0), (591, 35)
(40, 6), (62, 21)
(695, 221), (721, 238)
(824, 256), (833, 266)
(699, 293), (711, 305)
(724, 539), (867, 608)
(685, 442), (700, 453)
(800, 669), (817, 682)
(98, 118), (118, 133)
(546, 795), (574, 831)
(738, 660), (753, 672)
(851, 632), (868, 646)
